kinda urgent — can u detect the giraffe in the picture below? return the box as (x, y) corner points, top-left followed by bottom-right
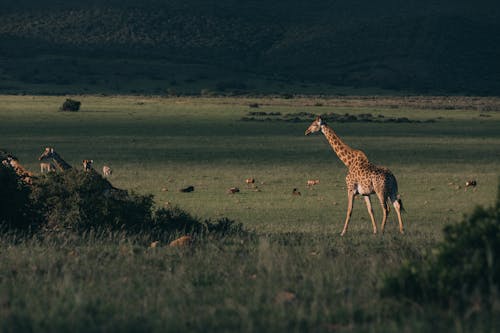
(3, 154), (36, 185)
(305, 116), (404, 235)
(38, 147), (72, 171)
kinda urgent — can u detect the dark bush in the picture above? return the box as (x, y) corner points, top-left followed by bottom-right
(152, 209), (245, 240)
(204, 217), (244, 237)
(0, 164), (39, 231)
(1, 163), (247, 240)
(152, 206), (205, 236)
(59, 98), (81, 112)
(31, 169), (153, 232)
(382, 182), (500, 312)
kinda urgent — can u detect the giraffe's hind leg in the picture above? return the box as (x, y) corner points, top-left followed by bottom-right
(363, 195), (377, 234)
(392, 199), (404, 234)
(376, 192), (389, 233)
(341, 190), (355, 236)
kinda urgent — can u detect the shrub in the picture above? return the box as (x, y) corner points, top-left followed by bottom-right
(1, 163), (247, 240)
(31, 169), (153, 232)
(59, 98), (81, 112)
(382, 182), (500, 313)
(0, 164), (39, 231)
(152, 206), (205, 236)
(152, 209), (245, 240)
(204, 217), (244, 237)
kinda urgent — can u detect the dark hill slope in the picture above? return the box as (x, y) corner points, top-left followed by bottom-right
(1, 0), (499, 94)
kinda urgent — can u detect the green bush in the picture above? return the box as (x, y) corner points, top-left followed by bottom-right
(31, 169), (154, 232)
(152, 206), (205, 236)
(0, 164), (39, 231)
(59, 98), (81, 112)
(0, 164), (247, 240)
(382, 182), (500, 312)
(151, 208), (245, 240)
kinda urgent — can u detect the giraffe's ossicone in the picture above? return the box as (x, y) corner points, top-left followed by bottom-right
(305, 116), (404, 235)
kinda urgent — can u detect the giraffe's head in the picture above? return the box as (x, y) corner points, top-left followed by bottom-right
(305, 116), (325, 136)
(39, 147), (55, 161)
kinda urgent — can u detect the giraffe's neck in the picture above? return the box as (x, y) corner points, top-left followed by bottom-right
(51, 152), (72, 171)
(321, 124), (367, 168)
(9, 159), (35, 184)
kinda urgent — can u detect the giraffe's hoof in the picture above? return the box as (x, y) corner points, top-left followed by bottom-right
(340, 232), (346, 237)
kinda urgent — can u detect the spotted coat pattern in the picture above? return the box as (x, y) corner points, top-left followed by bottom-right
(305, 117), (404, 235)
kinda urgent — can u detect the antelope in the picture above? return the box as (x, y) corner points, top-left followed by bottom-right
(82, 159), (94, 172)
(307, 179), (320, 186)
(102, 165), (112, 177)
(227, 187), (240, 194)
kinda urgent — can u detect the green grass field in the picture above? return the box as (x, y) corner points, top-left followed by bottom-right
(1, 95), (499, 332)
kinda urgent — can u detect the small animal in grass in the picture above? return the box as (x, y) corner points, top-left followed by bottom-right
(82, 159), (93, 172)
(307, 179), (320, 186)
(169, 235), (192, 247)
(465, 180), (477, 188)
(102, 165), (112, 177)
(245, 178), (255, 185)
(292, 188), (301, 196)
(180, 185), (195, 193)
(227, 187), (240, 194)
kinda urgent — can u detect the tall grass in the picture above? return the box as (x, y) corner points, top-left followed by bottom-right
(0, 95), (499, 331)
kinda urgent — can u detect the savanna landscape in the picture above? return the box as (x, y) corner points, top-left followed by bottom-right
(1, 95), (499, 332)
(1, 1), (500, 332)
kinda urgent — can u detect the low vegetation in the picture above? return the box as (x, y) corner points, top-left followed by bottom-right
(383, 182), (500, 319)
(0, 95), (499, 332)
(1, 166), (243, 241)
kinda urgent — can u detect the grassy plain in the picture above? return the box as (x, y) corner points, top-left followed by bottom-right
(0, 95), (499, 332)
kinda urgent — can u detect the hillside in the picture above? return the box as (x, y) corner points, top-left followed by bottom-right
(1, 0), (499, 95)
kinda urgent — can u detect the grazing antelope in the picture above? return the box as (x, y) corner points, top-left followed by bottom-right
(102, 165), (112, 177)
(227, 187), (240, 194)
(292, 188), (301, 196)
(307, 179), (320, 186)
(305, 116), (404, 235)
(38, 147), (72, 171)
(82, 159), (93, 172)
(465, 180), (477, 188)
(245, 178), (255, 185)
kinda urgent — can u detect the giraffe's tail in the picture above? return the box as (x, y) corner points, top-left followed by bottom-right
(397, 195), (405, 213)
(387, 195), (405, 213)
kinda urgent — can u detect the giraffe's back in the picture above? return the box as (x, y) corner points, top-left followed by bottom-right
(370, 165), (398, 198)
(346, 162), (398, 198)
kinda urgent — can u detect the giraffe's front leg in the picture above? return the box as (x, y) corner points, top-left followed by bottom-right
(363, 195), (377, 234)
(341, 190), (355, 236)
